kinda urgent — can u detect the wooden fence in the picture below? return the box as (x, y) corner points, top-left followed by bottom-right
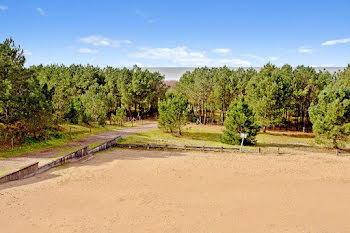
(114, 143), (257, 152)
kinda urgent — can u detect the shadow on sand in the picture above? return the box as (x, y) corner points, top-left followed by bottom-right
(0, 148), (187, 191)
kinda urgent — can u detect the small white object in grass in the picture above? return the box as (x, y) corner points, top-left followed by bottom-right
(240, 133), (247, 139)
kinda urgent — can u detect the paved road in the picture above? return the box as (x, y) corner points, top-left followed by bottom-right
(0, 122), (157, 176)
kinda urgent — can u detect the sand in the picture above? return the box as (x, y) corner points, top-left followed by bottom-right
(1, 149), (350, 233)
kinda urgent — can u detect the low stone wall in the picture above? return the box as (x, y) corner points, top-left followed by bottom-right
(38, 146), (89, 173)
(0, 162), (39, 184)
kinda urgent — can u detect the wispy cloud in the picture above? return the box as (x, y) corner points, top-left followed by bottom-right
(36, 8), (46, 16)
(130, 46), (251, 67)
(131, 46), (210, 66)
(322, 38), (350, 46)
(243, 54), (279, 62)
(268, 56), (279, 61)
(135, 9), (157, 23)
(80, 35), (131, 48)
(77, 48), (98, 54)
(215, 59), (251, 67)
(298, 46), (312, 54)
(0, 5), (8, 11)
(23, 50), (32, 56)
(213, 48), (231, 54)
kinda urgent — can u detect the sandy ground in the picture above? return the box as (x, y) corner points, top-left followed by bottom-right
(0, 122), (157, 175)
(1, 149), (350, 233)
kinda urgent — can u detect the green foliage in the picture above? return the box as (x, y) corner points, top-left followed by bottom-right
(246, 63), (291, 127)
(221, 97), (260, 145)
(0, 38), (52, 142)
(0, 38), (167, 146)
(158, 94), (188, 135)
(309, 75), (350, 148)
(111, 107), (127, 126)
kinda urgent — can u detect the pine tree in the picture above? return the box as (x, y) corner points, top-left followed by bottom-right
(221, 97), (260, 145)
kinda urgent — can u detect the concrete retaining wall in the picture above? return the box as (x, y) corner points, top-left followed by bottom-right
(0, 136), (121, 184)
(88, 136), (121, 155)
(0, 162), (39, 184)
(38, 146), (89, 173)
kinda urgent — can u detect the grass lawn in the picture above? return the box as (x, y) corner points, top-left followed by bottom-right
(119, 123), (338, 154)
(0, 120), (148, 158)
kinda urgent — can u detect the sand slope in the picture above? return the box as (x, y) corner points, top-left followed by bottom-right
(1, 149), (350, 233)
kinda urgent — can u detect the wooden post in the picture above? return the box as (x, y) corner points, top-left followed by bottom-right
(258, 147), (261, 153)
(277, 147), (280, 154)
(11, 137), (14, 149)
(221, 146), (223, 152)
(336, 149), (339, 156)
(70, 127), (72, 140)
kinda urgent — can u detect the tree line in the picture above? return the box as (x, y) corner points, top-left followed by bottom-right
(0, 38), (167, 144)
(171, 64), (350, 147)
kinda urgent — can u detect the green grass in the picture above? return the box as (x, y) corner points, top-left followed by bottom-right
(121, 125), (237, 148)
(120, 124), (333, 153)
(0, 121), (147, 158)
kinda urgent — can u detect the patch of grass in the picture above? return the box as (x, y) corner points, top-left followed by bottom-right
(120, 123), (334, 153)
(0, 120), (150, 158)
(121, 125), (238, 149)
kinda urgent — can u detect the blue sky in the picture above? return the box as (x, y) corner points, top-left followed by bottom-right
(0, 0), (350, 67)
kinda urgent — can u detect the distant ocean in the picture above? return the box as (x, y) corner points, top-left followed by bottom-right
(141, 67), (346, 80)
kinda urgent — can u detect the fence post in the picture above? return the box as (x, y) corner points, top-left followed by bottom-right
(258, 147), (261, 153)
(336, 149), (339, 156)
(277, 147), (280, 154)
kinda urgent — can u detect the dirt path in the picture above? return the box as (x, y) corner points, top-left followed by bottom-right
(0, 122), (157, 175)
(1, 149), (350, 233)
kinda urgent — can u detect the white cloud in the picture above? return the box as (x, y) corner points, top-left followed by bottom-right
(243, 54), (265, 62)
(36, 8), (46, 16)
(268, 56), (279, 61)
(77, 48), (98, 54)
(213, 48), (231, 54)
(135, 9), (157, 23)
(298, 47), (312, 54)
(80, 35), (131, 48)
(0, 5), (8, 10)
(131, 46), (210, 66)
(243, 54), (279, 63)
(130, 46), (251, 67)
(215, 59), (251, 67)
(119, 61), (145, 67)
(322, 38), (350, 46)
(23, 50), (32, 56)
